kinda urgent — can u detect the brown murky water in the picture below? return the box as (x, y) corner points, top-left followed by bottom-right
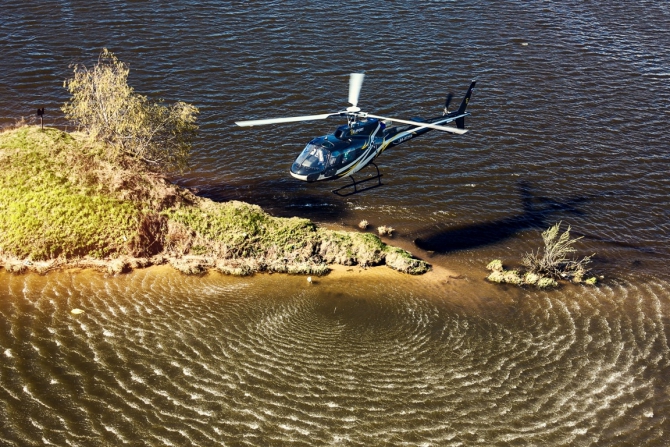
(1, 1), (669, 445)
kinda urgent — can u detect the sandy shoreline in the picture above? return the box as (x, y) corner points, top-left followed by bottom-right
(0, 252), (459, 280)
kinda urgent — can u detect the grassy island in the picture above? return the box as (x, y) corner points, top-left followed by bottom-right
(0, 126), (430, 276)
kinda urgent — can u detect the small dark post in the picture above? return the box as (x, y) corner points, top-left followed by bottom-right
(36, 107), (45, 130)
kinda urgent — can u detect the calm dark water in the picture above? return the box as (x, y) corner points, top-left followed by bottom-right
(1, 0), (669, 445)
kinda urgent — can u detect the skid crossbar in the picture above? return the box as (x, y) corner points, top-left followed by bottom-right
(332, 163), (384, 197)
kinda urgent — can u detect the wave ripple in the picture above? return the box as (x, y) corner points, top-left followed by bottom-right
(0, 269), (667, 445)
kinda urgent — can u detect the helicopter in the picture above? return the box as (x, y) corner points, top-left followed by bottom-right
(235, 74), (476, 195)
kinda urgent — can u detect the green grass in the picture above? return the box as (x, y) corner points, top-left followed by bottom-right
(166, 201), (320, 259)
(0, 127), (139, 259)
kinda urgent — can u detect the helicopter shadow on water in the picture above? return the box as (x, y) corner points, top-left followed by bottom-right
(186, 176), (657, 262)
(413, 180), (601, 254)
(190, 177), (351, 221)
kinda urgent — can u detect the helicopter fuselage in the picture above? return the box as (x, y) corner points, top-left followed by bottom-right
(235, 75), (476, 187)
(289, 112), (467, 182)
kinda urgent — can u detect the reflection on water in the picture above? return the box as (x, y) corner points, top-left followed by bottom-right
(0, 267), (668, 445)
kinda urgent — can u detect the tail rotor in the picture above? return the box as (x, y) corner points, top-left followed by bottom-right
(443, 92), (454, 115)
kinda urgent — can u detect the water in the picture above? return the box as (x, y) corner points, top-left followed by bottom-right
(1, 0), (669, 445)
(1, 268), (668, 445)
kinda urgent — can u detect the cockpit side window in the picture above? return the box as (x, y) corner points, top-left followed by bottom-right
(343, 146), (363, 163)
(329, 151), (342, 167)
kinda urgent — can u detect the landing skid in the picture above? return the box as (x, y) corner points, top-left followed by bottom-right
(332, 163), (384, 197)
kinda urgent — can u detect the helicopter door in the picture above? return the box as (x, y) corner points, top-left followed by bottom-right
(323, 151), (343, 177)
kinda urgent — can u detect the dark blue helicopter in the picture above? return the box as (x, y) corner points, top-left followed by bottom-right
(236, 74), (475, 195)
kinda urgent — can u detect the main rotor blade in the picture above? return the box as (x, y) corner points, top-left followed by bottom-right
(348, 73), (365, 108)
(366, 114), (468, 135)
(235, 113), (336, 127)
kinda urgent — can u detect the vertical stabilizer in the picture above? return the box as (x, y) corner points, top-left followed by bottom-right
(455, 80), (476, 129)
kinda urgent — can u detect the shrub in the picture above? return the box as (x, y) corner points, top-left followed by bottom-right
(377, 225), (394, 236)
(486, 270), (505, 283)
(62, 49), (198, 173)
(486, 259), (503, 272)
(537, 277), (558, 289)
(523, 272), (540, 285)
(522, 222), (593, 280)
(486, 223), (597, 289)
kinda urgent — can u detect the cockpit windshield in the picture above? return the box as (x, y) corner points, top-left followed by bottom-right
(291, 134), (366, 179)
(294, 142), (329, 172)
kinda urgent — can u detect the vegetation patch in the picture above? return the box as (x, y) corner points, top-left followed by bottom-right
(486, 222), (598, 288)
(0, 126), (430, 276)
(0, 127), (139, 260)
(385, 247), (431, 275)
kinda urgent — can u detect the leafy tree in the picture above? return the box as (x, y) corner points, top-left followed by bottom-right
(62, 48), (198, 173)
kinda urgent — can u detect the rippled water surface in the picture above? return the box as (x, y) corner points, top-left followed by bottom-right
(1, 268), (669, 445)
(1, 0), (669, 445)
